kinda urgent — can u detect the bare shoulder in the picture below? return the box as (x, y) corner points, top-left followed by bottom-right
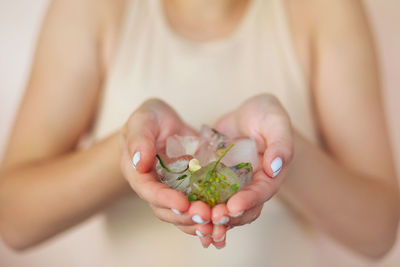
(283, 0), (373, 81)
(47, 0), (129, 72)
(283, 0), (313, 81)
(97, 0), (129, 73)
(310, 0), (372, 41)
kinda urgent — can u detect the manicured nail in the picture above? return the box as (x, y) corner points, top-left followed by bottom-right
(214, 216), (229, 225)
(202, 243), (210, 248)
(195, 229), (206, 238)
(132, 152), (141, 169)
(192, 215), (209, 224)
(215, 243), (226, 249)
(271, 157), (282, 177)
(171, 208), (182, 215)
(229, 211), (244, 218)
(213, 234), (225, 243)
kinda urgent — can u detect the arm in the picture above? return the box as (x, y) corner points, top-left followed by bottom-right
(0, 0), (127, 250)
(211, 0), (399, 257)
(280, 0), (399, 258)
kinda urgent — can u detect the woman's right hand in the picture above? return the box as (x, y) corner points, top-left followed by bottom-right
(119, 99), (214, 247)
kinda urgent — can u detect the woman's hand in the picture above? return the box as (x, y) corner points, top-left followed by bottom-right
(206, 94), (294, 247)
(119, 99), (214, 246)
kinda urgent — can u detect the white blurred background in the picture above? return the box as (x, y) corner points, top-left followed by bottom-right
(0, 0), (399, 266)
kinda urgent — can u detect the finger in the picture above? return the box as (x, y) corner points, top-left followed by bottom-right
(195, 223), (213, 238)
(150, 205), (194, 226)
(259, 109), (293, 178)
(226, 170), (281, 214)
(211, 224), (227, 243)
(176, 223), (213, 238)
(212, 228), (226, 249)
(228, 204), (263, 227)
(199, 236), (213, 248)
(179, 125), (198, 137)
(211, 204), (230, 226)
(137, 177), (190, 211)
(176, 225), (196, 235)
(176, 225), (214, 248)
(121, 146), (190, 212)
(188, 201), (212, 225)
(213, 239), (226, 249)
(213, 112), (241, 138)
(123, 111), (159, 173)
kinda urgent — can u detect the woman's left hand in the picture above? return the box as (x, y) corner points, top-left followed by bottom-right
(205, 94), (294, 248)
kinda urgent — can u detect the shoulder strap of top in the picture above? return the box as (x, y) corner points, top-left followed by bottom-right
(270, 0), (307, 89)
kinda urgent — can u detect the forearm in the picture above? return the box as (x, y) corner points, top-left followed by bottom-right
(280, 132), (400, 258)
(0, 132), (129, 250)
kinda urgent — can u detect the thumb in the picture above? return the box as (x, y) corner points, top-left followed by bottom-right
(260, 118), (294, 178)
(123, 113), (158, 173)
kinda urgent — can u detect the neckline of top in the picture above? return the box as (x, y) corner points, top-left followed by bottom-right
(153, 0), (259, 50)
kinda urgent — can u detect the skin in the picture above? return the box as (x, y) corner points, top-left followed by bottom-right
(0, 0), (398, 259)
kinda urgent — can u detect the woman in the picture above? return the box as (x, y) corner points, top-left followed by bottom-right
(0, 0), (398, 266)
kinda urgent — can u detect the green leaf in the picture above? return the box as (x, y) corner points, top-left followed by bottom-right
(188, 194), (197, 202)
(176, 174), (188, 180)
(234, 162), (251, 169)
(231, 184), (239, 192)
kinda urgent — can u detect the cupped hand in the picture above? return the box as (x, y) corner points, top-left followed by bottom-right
(119, 99), (213, 243)
(206, 94), (294, 247)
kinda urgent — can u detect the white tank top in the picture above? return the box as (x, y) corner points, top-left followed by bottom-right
(93, 0), (322, 266)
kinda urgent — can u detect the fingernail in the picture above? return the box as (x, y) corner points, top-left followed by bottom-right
(192, 215), (209, 224)
(215, 243), (226, 249)
(202, 243), (210, 248)
(213, 234), (225, 243)
(195, 229), (206, 238)
(271, 157), (283, 177)
(214, 216), (230, 225)
(171, 208), (182, 215)
(132, 152), (141, 169)
(229, 211), (244, 218)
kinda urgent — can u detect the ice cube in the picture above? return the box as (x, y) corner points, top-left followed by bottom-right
(190, 162), (240, 206)
(195, 126), (229, 165)
(221, 138), (259, 170)
(155, 125), (259, 206)
(156, 158), (192, 194)
(166, 135), (199, 158)
(230, 163), (253, 189)
(199, 125), (227, 147)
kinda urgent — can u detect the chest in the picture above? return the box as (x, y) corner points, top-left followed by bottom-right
(93, 0), (318, 145)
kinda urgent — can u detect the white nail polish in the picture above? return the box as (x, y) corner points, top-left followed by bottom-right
(213, 234), (226, 243)
(132, 152), (140, 169)
(214, 216), (229, 225)
(195, 229), (205, 238)
(229, 211), (244, 218)
(171, 208), (182, 215)
(271, 157), (283, 177)
(192, 215), (209, 224)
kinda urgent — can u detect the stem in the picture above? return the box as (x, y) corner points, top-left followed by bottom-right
(212, 143), (235, 171)
(156, 154), (188, 174)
